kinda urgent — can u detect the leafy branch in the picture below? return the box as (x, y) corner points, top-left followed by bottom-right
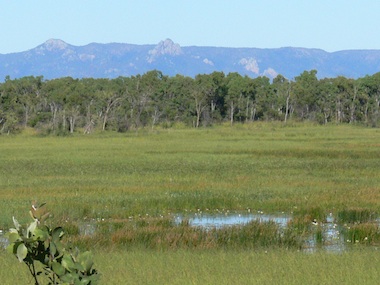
(5, 203), (100, 285)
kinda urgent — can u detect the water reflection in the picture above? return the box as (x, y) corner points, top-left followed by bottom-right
(0, 230), (8, 249)
(304, 215), (346, 253)
(175, 212), (379, 252)
(176, 213), (290, 229)
(78, 222), (97, 236)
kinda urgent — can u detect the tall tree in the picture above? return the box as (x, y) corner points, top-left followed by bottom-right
(317, 78), (337, 124)
(358, 73), (380, 126)
(163, 74), (194, 125)
(251, 76), (272, 121)
(225, 73), (244, 125)
(332, 76), (356, 123)
(272, 74), (292, 122)
(192, 74), (217, 127)
(293, 70), (319, 120)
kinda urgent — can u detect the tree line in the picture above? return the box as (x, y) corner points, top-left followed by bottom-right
(1, 69), (380, 134)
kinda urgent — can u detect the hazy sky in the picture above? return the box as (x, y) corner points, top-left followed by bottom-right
(1, 0), (380, 54)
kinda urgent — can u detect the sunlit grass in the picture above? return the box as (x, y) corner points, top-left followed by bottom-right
(1, 123), (380, 284)
(92, 248), (380, 285)
(1, 123), (379, 228)
(2, 247), (380, 284)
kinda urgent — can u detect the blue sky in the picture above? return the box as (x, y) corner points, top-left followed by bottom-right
(1, 0), (380, 54)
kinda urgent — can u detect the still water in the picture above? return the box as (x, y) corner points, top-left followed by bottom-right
(175, 213), (290, 229)
(1, 214), (378, 252)
(175, 212), (367, 252)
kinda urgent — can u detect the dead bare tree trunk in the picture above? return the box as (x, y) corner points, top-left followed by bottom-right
(194, 96), (206, 128)
(285, 94), (290, 123)
(349, 85), (357, 124)
(230, 101), (234, 126)
(102, 96), (121, 131)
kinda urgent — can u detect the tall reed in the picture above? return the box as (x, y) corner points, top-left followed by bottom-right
(67, 217), (303, 250)
(337, 208), (378, 224)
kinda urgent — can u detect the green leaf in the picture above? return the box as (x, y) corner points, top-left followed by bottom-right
(52, 261), (66, 276)
(62, 254), (76, 271)
(50, 242), (57, 256)
(6, 243), (17, 255)
(75, 278), (90, 285)
(74, 262), (85, 272)
(34, 228), (49, 241)
(12, 216), (21, 231)
(27, 220), (38, 237)
(77, 251), (94, 273)
(8, 228), (18, 234)
(44, 238), (50, 250)
(16, 243), (28, 262)
(7, 232), (21, 243)
(60, 272), (75, 283)
(86, 273), (100, 283)
(52, 227), (64, 242)
(56, 241), (64, 255)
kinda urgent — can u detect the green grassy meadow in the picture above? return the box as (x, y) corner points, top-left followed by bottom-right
(1, 122), (380, 284)
(2, 249), (380, 284)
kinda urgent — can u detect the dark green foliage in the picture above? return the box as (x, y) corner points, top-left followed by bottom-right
(1, 70), (380, 134)
(314, 227), (324, 246)
(5, 203), (99, 285)
(337, 208), (377, 224)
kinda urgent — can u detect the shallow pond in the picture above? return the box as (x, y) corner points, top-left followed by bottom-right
(304, 215), (346, 253)
(176, 212), (378, 252)
(175, 213), (291, 229)
(1, 214), (378, 252)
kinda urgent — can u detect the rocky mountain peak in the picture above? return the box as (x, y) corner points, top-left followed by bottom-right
(42, 39), (69, 51)
(147, 38), (182, 63)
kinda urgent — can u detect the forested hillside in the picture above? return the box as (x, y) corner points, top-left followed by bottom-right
(1, 69), (379, 134)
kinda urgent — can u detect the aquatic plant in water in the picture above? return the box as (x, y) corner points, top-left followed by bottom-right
(337, 208), (377, 224)
(343, 223), (380, 245)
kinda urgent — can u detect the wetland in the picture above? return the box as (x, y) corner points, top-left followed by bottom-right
(1, 123), (380, 284)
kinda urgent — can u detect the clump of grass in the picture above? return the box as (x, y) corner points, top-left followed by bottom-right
(62, 221), (80, 236)
(211, 220), (303, 249)
(286, 208), (326, 247)
(69, 217), (302, 250)
(288, 207), (325, 234)
(287, 216), (310, 234)
(337, 208), (377, 224)
(343, 223), (380, 245)
(293, 206), (326, 223)
(315, 226), (324, 246)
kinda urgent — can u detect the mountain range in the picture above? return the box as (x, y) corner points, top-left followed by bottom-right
(1, 38), (380, 80)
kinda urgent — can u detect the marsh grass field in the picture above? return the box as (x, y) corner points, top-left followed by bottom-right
(1, 122), (380, 284)
(2, 249), (380, 284)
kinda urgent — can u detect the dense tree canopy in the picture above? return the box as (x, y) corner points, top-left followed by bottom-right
(1, 69), (380, 134)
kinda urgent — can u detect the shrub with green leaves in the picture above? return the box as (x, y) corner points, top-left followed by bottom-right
(5, 203), (99, 285)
